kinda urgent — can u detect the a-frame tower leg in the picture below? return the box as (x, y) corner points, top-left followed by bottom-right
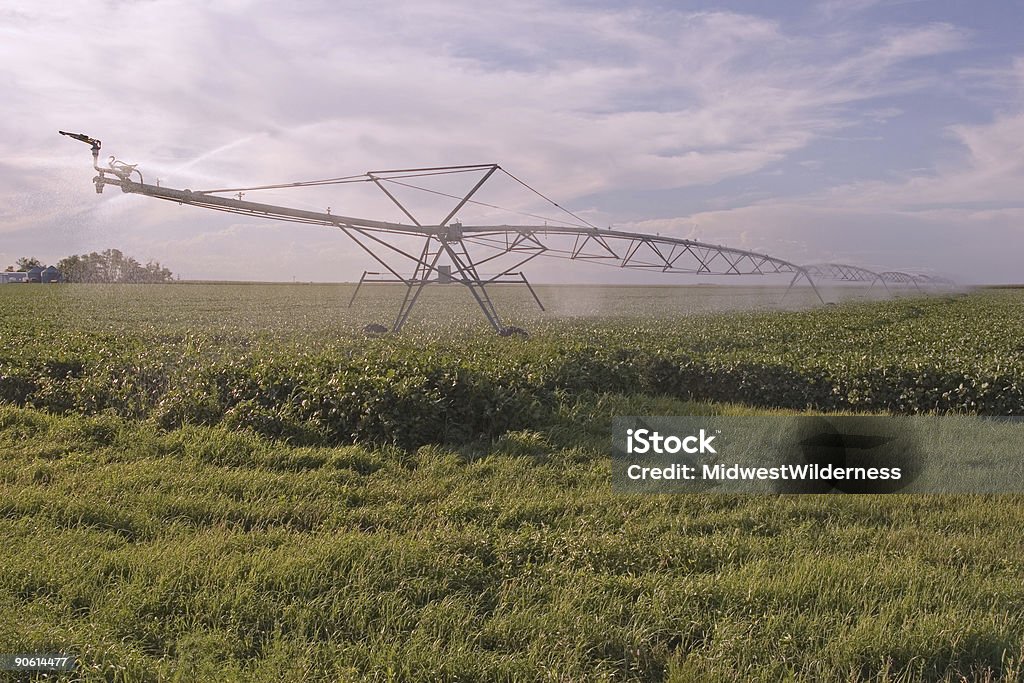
(392, 237), (445, 332)
(782, 269), (825, 305)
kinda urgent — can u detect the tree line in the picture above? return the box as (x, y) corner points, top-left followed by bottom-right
(5, 250), (175, 283)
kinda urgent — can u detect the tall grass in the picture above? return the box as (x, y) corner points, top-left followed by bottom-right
(1, 402), (1022, 681)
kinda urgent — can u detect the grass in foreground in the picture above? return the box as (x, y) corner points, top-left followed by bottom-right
(1, 396), (1022, 682)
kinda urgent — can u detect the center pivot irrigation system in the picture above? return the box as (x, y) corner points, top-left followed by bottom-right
(61, 132), (949, 335)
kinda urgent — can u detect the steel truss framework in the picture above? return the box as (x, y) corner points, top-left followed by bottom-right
(800, 263), (954, 291)
(61, 132), (950, 334)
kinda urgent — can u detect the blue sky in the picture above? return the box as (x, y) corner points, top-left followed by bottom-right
(2, 0), (1022, 282)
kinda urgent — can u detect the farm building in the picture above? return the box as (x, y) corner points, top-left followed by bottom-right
(0, 272), (29, 284)
(2, 267), (62, 284)
(41, 266), (63, 283)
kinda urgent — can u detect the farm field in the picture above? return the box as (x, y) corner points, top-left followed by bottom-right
(1, 283), (1023, 681)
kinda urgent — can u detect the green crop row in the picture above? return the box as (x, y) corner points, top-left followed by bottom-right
(1, 286), (1022, 447)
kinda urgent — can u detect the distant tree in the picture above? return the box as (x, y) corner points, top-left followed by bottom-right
(57, 249), (175, 283)
(141, 260), (174, 283)
(57, 254), (86, 282)
(16, 257), (42, 272)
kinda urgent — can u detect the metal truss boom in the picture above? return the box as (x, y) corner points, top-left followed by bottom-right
(802, 263), (953, 292)
(62, 133), (949, 334)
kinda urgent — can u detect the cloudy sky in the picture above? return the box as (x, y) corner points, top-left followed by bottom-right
(2, 0), (1023, 283)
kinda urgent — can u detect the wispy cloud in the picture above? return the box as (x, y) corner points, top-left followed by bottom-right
(0, 1), (1019, 281)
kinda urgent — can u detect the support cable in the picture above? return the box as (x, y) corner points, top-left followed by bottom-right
(498, 167), (601, 231)
(380, 178), (591, 229)
(196, 166), (489, 195)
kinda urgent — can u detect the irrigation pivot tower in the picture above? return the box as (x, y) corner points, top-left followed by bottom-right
(61, 132), (943, 334)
